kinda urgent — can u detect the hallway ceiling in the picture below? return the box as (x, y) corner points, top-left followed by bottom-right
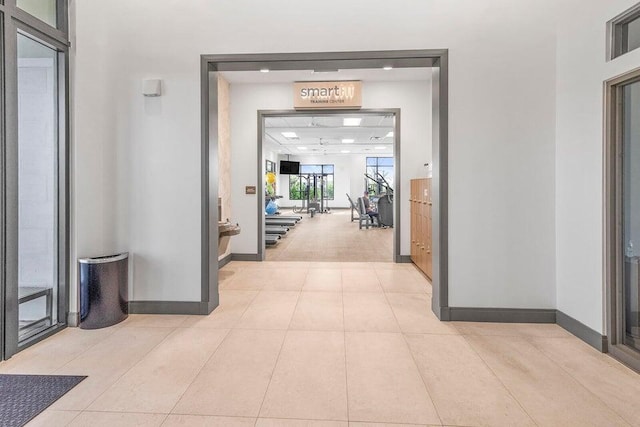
(265, 113), (394, 156)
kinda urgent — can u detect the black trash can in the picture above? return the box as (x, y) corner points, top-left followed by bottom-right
(78, 253), (129, 329)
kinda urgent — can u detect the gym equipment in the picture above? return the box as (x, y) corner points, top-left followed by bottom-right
(377, 194), (393, 227)
(265, 218), (297, 227)
(266, 214), (302, 222)
(265, 200), (278, 215)
(265, 234), (281, 246)
(356, 197), (374, 229)
(363, 173), (394, 227)
(292, 173), (331, 214)
(266, 226), (288, 235)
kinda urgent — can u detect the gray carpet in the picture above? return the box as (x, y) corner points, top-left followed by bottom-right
(0, 374), (86, 427)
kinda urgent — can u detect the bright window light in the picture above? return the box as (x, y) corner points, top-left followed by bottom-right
(297, 146), (307, 150)
(342, 139), (355, 143)
(383, 66), (393, 70)
(375, 146), (386, 150)
(341, 150), (351, 153)
(260, 68), (270, 73)
(343, 118), (362, 126)
(282, 132), (297, 138)
(386, 131), (394, 138)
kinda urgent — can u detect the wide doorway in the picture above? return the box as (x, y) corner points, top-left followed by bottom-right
(260, 111), (399, 262)
(202, 50), (449, 319)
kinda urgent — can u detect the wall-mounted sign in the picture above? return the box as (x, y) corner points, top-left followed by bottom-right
(293, 81), (362, 109)
(245, 186), (256, 195)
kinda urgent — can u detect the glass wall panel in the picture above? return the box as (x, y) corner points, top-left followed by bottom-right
(17, 0), (57, 27)
(17, 34), (59, 342)
(623, 81), (640, 352)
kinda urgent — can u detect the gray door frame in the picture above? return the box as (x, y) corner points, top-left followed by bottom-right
(1, 0), (71, 360)
(201, 50), (449, 319)
(257, 109), (402, 262)
(604, 67), (640, 372)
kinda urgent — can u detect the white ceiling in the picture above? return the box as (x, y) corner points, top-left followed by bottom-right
(222, 67), (430, 84)
(264, 113), (394, 156)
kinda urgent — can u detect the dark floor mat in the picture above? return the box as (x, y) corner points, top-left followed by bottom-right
(0, 374), (86, 427)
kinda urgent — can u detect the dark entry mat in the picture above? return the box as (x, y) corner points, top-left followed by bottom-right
(0, 374), (86, 427)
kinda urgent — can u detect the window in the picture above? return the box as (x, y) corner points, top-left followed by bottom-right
(265, 160), (276, 173)
(17, 0), (57, 27)
(609, 3), (640, 59)
(366, 157), (394, 195)
(289, 164), (334, 200)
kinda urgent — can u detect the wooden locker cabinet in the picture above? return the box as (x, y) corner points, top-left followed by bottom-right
(410, 178), (432, 279)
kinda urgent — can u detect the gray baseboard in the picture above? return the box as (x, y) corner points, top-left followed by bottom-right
(231, 253), (261, 262)
(448, 307), (557, 323)
(129, 301), (209, 315)
(397, 255), (412, 263)
(443, 306), (608, 352)
(218, 253), (232, 268)
(67, 312), (79, 327)
(556, 310), (608, 352)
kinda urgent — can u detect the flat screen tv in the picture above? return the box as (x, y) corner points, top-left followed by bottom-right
(280, 160), (300, 175)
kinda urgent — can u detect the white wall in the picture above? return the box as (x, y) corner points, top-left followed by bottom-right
(230, 80), (430, 256)
(555, 0), (640, 333)
(73, 0), (559, 309)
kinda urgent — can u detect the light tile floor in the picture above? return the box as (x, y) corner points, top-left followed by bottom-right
(1, 261), (639, 426)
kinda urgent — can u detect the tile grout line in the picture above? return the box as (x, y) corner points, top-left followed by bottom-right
(340, 274), (351, 424)
(71, 326), (184, 414)
(48, 326), (122, 375)
(527, 338), (634, 427)
(459, 334), (540, 427)
(381, 288), (445, 426)
(164, 327), (234, 418)
(252, 274), (304, 426)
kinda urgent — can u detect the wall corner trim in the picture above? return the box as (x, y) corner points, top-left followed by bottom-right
(67, 312), (79, 327)
(218, 253), (232, 269)
(556, 310), (608, 352)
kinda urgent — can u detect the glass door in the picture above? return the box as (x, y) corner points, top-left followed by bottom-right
(16, 33), (60, 342)
(622, 81), (640, 352)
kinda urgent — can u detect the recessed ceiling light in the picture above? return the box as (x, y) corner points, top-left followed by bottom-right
(297, 146), (307, 150)
(383, 66), (393, 70)
(341, 150), (351, 154)
(375, 146), (386, 150)
(342, 139), (355, 144)
(260, 68), (270, 73)
(343, 118), (362, 127)
(386, 131), (394, 138)
(281, 132), (297, 138)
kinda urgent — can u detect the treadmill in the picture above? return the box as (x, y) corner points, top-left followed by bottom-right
(265, 218), (298, 227)
(265, 234), (281, 246)
(266, 214), (302, 222)
(265, 225), (289, 235)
